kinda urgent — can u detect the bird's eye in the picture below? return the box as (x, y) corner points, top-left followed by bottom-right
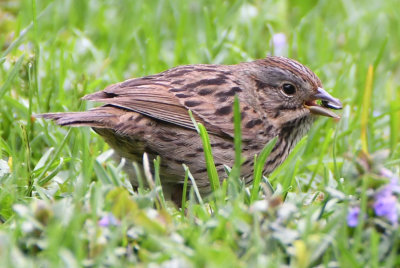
(281, 83), (296, 96)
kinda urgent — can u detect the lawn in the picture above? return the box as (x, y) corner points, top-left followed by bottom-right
(0, 0), (399, 267)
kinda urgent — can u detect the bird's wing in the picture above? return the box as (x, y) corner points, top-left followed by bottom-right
(83, 64), (263, 140)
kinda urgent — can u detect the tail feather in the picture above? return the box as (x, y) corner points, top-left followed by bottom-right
(36, 107), (120, 128)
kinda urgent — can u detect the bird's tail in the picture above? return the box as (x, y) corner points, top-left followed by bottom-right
(36, 106), (120, 128)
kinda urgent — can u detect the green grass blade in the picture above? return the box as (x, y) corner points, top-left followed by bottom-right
(36, 129), (72, 186)
(183, 164), (204, 207)
(132, 162), (145, 194)
(226, 95), (243, 199)
(21, 124), (33, 196)
(189, 110), (219, 192)
(389, 80), (399, 155)
(231, 95), (242, 178)
(154, 156), (166, 209)
(0, 2), (52, 58)
(0, 55), (25, 99)
(250, 136), (277, 203)
(360, 65), (374, 155)
(198, 123), (220, 192)
(181, 167), (189, 217)
(33, 147), (54, 172)
(188, 110), (200, 133)
(38, 157), (65, 186)
(373, 37), (388, 69)
(306, 128), (334, 191)
(93, 160), (113, 185)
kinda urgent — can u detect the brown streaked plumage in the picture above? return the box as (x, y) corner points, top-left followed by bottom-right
(38, 56), (342, 197)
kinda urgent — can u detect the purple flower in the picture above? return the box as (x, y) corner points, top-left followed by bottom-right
(98, 213), (120, 227)
(372, 168), (399, 225)
(380, 167), (400, 194)
(347, 206), (360, 227)
(373, 189), (398, 225)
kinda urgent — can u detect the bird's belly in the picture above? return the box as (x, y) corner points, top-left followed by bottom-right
(93, 118), (237, 193)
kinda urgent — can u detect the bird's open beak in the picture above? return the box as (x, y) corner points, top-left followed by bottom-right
(304, 87), (342, 119)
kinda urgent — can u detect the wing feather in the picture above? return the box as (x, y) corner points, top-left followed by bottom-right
(82, 64), (264, 140)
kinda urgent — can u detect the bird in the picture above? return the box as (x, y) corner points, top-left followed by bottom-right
(38, 56), (342, 200)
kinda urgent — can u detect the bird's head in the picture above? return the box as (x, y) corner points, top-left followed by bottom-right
(250, 56), (342, 126)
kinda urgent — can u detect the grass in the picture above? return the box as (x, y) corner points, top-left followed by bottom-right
(0, 0), (400, 266)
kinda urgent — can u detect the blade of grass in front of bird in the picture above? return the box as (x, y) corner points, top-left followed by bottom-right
(282, 161), (299, 201)
(183, 164), (204, 207)
(262, 175), (275, 196)
(189, 110), (220, 192)
(233, 95), (242, 174)
(269, 137), (307, 183)
(228, 95), (243, 194)
(181, 167), (189, 217)
(133, 162), (145, 195)
(143, 153), (161, 210)
(188, 110), (199, 133)
(154, 156), (166, 209)
(306, 128), (333, 191)
(250, 136), (277, 203)
(143, 153), (155, 190)
(198, 123), (220, 192)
